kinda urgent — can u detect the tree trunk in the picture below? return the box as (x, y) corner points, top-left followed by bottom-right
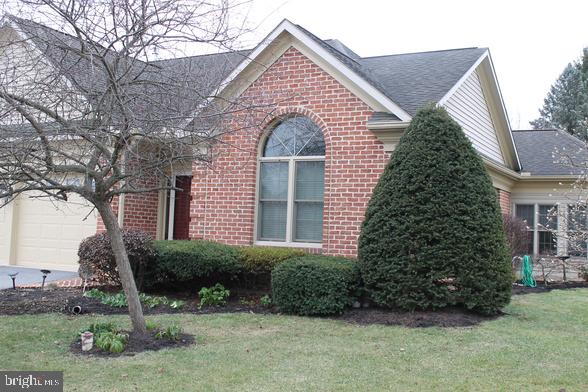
(95, 201), (147, 335)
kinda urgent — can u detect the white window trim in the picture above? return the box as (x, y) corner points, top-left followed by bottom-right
(513, 203), (564, 256)
(167, 174), (177, 240)
(253, 240), (323, 249)
(255, 155), (325, 247)
(166, 171), (192, 241)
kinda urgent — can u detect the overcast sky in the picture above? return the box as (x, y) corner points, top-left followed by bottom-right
(239, 0), (588, 129)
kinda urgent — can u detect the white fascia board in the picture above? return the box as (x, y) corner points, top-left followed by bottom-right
(437, 50), (488, 106)
(483, 50), (522, 170)
(366, 121), (410, 130)
(214, 19), (412, 122)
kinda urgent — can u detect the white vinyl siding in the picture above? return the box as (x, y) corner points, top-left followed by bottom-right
(0, 26), (88, 125)
(0, 202), (12, 265)
(444, 70), (505, 164)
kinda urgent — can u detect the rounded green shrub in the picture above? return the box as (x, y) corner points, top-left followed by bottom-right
(271, 255), (360, 316)
(238, 246), (306, 273)
(150, 240), (241, 284)
(358, 105), (511, 315)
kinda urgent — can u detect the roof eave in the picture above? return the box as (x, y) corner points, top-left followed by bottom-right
(212, 19), (412, 122)
(518, 174), (581, 181)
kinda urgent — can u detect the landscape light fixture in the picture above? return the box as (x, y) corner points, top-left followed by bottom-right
(8, 272), (18, 289)
(557, 255), (570, 282)
(40, 269), (51, 290)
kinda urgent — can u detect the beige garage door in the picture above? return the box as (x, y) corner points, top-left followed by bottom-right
(13, 193), (97, 271)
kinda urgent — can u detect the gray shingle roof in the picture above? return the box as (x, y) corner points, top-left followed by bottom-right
(5, 16), (250, 130)
(368, 112), (401, 122)
(8, 15), (118, 96)
(512, 130), (588, 175)
(358, 48), (487, 115)
(150, 50), (251, 95)
(323, 39), (361, 60)
(295, 24), (486, 117)
(5, 16), (487, 122)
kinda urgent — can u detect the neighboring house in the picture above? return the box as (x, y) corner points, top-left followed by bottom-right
(0, 18), (586, 271)
(511, 129), (588, 257)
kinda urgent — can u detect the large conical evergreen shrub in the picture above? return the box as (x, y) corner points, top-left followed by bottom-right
(358, 105), (511, 315)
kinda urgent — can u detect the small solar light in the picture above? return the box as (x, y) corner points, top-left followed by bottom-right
(557, 255), (570, 282)
(81, 331), (94, 351)
(40, 269), (51, 290)
(8, 272), (18, 289)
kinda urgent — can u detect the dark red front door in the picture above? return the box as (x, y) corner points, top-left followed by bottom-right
(173, 176), (192, 240)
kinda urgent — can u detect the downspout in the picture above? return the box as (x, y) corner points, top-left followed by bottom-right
(325, 126), (333, 255)
(117, 149), (126, 229)
(117, 192), (125, 228)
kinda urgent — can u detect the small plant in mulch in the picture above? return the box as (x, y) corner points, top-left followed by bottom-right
(154, 324), (182, 341)
(81, 322), (120, 336)
(238, 297), (257, 306)
(83, 289), (184, 309)
(95, 331), (128, 354)
(169, 300), (186, 309)
(260, 295), (272, 308)
(198, 283), (230, 309)
(72, 321), (194, 356)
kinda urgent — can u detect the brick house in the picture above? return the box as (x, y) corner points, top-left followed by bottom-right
(1, 18), (586, 270)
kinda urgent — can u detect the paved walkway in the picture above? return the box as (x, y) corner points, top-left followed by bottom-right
(0, 266), (78, 289)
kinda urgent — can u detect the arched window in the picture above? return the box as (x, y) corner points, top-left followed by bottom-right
(257, 116), (325, 244)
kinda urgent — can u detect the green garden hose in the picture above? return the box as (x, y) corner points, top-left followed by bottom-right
(520, 255), (536, 287)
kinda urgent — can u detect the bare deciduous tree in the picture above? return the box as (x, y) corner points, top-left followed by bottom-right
(0, 0), (261, 334)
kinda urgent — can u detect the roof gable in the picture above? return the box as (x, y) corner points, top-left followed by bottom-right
(359, 48), (488, 115)
(437, 51), (521, 171)
(444, 69), (505, 164)
(214, 19), (413, 121)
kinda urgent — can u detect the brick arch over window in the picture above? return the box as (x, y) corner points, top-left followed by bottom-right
(255, 113), (328, 246)
(256, 107), (332, 155)
(264, 109), (334, 246)
(188, 46), (389, 257)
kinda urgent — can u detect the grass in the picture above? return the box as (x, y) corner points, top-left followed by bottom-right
(0, 290), (587, 392)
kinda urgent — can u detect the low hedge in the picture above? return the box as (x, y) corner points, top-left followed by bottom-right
(149, 240), (242, 286)
(271, 255), (360, 316)
(238, 246), (306, 274)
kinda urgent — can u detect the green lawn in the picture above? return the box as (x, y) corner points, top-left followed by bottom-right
(0, 290), (587, 392)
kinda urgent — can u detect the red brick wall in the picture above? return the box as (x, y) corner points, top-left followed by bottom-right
(99, 46), (513, 255)
(189, 47), (388, 257)
(96, 196), (119, 233)
(96, 170), (160, 239)
(123, 191), (159, 239)
(497, 189), (511, 215)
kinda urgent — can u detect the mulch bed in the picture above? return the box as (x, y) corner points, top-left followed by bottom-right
(0, 287), (275, 316)
(70, 330), (195, 357)
(512, 280), (588, 295)
(335, 306), (499, 328)
(1, 282), (587, 328)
